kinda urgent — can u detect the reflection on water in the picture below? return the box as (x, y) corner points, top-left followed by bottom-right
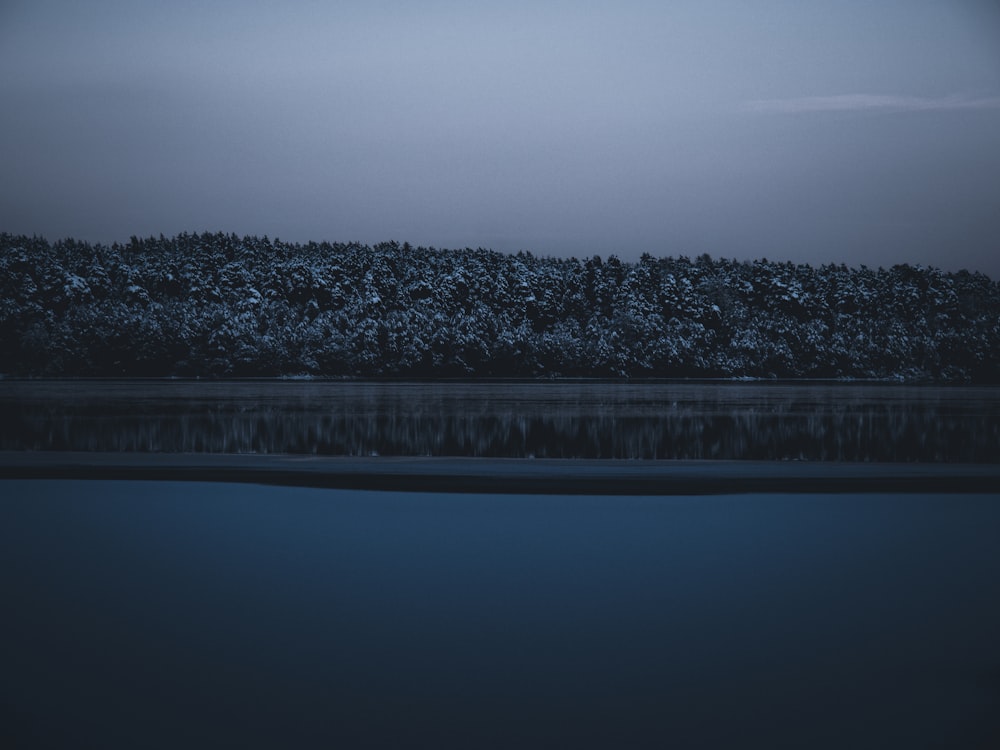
(2, 381), (998, 461)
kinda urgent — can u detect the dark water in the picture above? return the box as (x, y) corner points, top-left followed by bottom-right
(2, 480), (999, 748)
(2, 380), (999, 461)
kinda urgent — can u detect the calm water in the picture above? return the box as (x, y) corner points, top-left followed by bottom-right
(2, 380), (999, 461)
(2, 480), (999, 748)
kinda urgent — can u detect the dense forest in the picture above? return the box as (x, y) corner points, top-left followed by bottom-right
(2, 232), (998, 381)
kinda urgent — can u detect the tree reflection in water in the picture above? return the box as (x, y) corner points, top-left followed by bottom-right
(2, 381), (997, 462)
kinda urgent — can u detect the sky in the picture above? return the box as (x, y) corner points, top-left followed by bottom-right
(2, 0), (999, 277)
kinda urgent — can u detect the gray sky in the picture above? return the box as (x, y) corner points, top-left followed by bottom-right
(2, 0), (999, 276)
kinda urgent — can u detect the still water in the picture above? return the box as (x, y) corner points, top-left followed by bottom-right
(2, 380), (998, 461)
(2, 480), (999, 748)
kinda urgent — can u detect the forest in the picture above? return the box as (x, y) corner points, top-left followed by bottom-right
(2, 232), (998, 381)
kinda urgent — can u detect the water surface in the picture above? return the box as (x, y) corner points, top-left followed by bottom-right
(3, 380), (998, 460)
(2, 480), (999, 748)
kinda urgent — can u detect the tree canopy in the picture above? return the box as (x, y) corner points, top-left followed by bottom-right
(2, 232), (997, 381)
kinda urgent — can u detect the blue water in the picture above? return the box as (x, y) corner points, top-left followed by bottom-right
(2, 480), (999, 748)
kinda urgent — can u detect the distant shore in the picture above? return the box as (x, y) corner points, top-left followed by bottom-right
(0, 374), (979, 383)
(4, 234), (997, 382)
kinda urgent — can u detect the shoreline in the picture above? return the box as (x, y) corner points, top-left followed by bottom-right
(3, 375), (997, 385)
(2, 452), (997, 495)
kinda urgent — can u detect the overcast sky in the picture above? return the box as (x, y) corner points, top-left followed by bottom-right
(2, 0), (999, 276)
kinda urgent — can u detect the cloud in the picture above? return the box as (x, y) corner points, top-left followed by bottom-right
(745, 93), (1000, 114)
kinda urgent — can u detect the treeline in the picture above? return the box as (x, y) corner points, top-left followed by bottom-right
(2, 232), (998, 381)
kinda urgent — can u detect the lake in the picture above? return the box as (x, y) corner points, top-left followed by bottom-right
(2, 380), (999, 460)
(2, 480), (999, 748)
(2, 380), (998, 747)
